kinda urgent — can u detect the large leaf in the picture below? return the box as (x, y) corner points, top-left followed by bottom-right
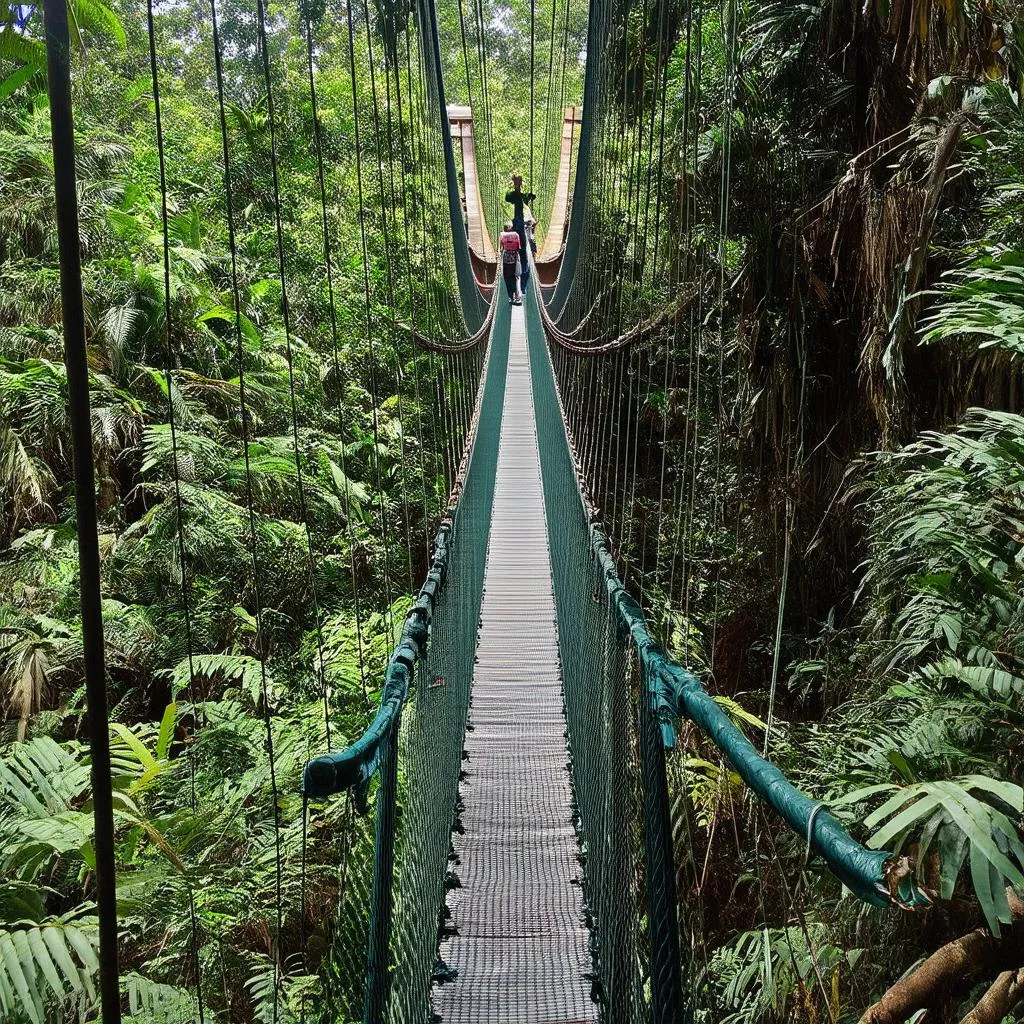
(0, 58), (43, 105)
(854, 776), (1024, 933)
(168, 652), (275, 708)
(197, 304), (261, 346)
(0, 919), (98, 1024)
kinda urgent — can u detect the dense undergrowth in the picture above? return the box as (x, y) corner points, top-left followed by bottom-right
(568, 0), (1024, 1018)
(0, 0), (478, 1018)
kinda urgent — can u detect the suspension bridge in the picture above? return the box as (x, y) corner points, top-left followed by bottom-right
(36, 0), (932, 1018)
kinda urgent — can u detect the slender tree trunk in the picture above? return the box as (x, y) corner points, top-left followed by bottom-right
(959, 968), (1024, 1024)
(861, 892), (1024, 1024)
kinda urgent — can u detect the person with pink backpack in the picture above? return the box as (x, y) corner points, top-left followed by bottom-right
(499, 221), (522, 306)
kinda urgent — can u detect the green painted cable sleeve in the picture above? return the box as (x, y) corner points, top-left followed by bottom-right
(586, 519), (926, 909)
(302, 524), (451, 802)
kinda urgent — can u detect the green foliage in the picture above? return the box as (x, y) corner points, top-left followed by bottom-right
(702, 926), (858, 1024)
(0, 0), (483, 1018)
(921, 251), (1024, 355)
(860, 408), (1024, 675)
(840, 777), (1024, 932)
(0, 917), (100, 1024)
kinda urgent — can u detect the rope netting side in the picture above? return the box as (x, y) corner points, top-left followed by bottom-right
(303, 297), (510, 1021)
(387, 299), (510, 1023)
(527, 259), (926, 1019)
(525, 287), (656, 1022)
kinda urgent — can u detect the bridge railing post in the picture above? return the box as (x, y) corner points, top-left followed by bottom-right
(43, 2), (122, 1021)
(364, 715), (400, 1023)
(639, 661), (686, 1024)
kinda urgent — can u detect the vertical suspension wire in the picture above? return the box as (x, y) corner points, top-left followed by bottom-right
(404, 17), (440, 552)
(303, 12), (368, 724)
(633, 0), (671, 606)
(638, 0), (668, 320)
(344, 0), (397, 633)
(41, 2), (122, 1020)
(680, 5), (706, 636)
(379, 21), (417, 593)
(605, 0), (631, 341)
(578, 0), (617, 329)
(473, 0), (500, 237)
(426, 0), (466, 342)
(143, 4), (206, 1016)
(253, 0), (329, 688)
(303, 12), (370, 708)
(421, 0), (457, 466)
(649, 0), (678, 629)
(708, 0), (741, 672)
(360, 0), (418, 594)
(540, 0), (557, 219)
(410, 20), (448, 527)
(530, 0), (536, 185)
(592, 0), (621, 326)
(665, 0), (701, 626)
(393, 16), (433, 573)
(422, 0), (467, 341)
(685, 1), (726, 1008)
(252, 0), (332, 722)
(474, 0), (499, 244)
(665, 9), (716, 955)
(617, 0), (656, 588)
(555, 0), (573, 247)
(411, 28), (438, 350)
(209, 1), (283, 1014)
(245, 21), (346, 1010)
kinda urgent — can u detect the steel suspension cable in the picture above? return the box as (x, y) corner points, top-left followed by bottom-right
(303, 11), (369, 712)
(211, 0), (283, 1013)
(343, 0), (397, 633)
(144, 6), (207, 1015)
(42, 2), (121, 1019)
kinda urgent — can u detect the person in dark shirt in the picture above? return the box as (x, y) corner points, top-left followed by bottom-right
(505, 174), (535, 255)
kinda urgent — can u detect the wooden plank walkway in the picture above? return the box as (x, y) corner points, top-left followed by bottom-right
(450, 104), (495, 261)
(539, 106), (581, 260)
(433, 304), (596, 1023)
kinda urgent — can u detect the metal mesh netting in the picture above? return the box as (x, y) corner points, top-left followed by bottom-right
(524, 287), (663, 1022)
(320, 811), (375, 1021)
(384, 298), (512, 1021)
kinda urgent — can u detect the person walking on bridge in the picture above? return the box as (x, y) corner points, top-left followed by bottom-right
(499, 221), (522, 306)
(505, 174), (535, 257)
(520, 217), (537, 295)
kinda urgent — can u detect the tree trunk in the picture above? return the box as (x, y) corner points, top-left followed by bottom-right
(959, 968), (1024, 1024)
(861, 892), (1024, 1024)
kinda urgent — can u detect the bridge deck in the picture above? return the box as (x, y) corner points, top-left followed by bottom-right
(433, 305), (596, 1023)
(539, 106), (581, 260)
(450, 106), (495, 261)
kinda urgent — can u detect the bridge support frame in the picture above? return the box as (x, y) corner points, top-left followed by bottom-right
(639, 663), (686, 1024)
(43, 2), (122, 1022)
(364, 716), (401, 1023)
